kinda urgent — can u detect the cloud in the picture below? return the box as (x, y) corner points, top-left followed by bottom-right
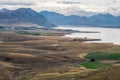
(107, 7), (120, 16)
(58, 1), (81, 4)
(60, 6), (98, 16)
(0, 2), (34, 5)
(0, 0), (34, 5)
(0, 0), (120, 16)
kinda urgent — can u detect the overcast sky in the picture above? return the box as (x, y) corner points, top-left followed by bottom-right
(0, 0), (120, 16)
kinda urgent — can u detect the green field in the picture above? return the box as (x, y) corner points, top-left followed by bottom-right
(17, 31), (64, 36)
(85, 51), (120, 60)
(81, 62), (111, 69)
(81, 51), (120, 69)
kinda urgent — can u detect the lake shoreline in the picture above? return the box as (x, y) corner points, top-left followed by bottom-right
(56, 26), (120, 44)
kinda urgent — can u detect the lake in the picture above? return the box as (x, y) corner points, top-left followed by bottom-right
(55, 26), (120, 44)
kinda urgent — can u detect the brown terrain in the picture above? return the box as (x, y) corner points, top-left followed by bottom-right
(0, 32), (120, 80)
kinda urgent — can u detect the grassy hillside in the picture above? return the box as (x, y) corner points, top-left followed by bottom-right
(85, 66), (120, 80)
(0, 32), (120, 80)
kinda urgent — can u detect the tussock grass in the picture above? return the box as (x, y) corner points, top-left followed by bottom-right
(28, 67), (88, 80)
(0, 32), (120, 80)
(85, 66), (120, 80)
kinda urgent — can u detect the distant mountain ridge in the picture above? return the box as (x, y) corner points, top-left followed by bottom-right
(40, 11), (120, 28)
(0, 8), (120, 29)
(0, 8), (56, 28)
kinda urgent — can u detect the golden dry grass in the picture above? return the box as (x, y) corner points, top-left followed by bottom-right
(85, 66), (120, 80)
(0, 32), (120, 80)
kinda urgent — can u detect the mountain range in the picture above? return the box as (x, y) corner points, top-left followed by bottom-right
(0, 8), (56, 28)
(40, 11), (120, 28)
(0, 8), (120, 29)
